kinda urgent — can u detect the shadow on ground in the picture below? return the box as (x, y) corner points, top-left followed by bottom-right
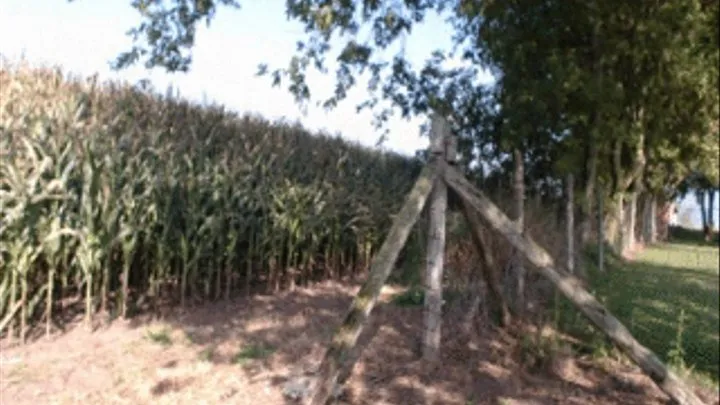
(568, 238), (719, 387)
(592, 263), (718, 380)
(668, 226), (720, 248)
(120, 282), (678, 405)
(2, 281), (716, 404)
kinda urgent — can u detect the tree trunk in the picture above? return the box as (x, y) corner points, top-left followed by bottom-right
(459, 194), (511, 327)
(649, 194), (658, 243)
(608, 137), (624, 253)
(612, 192), (626, 256)
(581, 17), (601, 247)
(508, 148), (526, 314)
(642, 193), (658, 244)
(581, 138), (598, 246)
(707, 189), (716, 231)
(423, 116), (449, 362)
(308, 163), (438, 405)
(657, 200), (674, 242)
(566, 174), (576, 275)
(626, 186), (638, 252)
(696, 190), (707, 230)
(608, 117), (646, 255)
(598, 185), (605, 272)
(444, 166), (706, 405)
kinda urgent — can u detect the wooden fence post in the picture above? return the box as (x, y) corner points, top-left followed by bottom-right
(422, 114), (450, 362)
(566, 173), (575, 274)
(306, 163), (438, 405)
(598, 184), (605, 272)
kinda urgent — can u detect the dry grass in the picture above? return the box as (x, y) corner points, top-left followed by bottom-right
(3, 281), (710, 405)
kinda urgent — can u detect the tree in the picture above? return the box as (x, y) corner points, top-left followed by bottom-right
(103, 0), (717, 197)
(95, 0), (719, 366)
(106, 0), (242, 72)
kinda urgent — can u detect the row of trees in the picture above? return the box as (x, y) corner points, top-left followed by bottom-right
(108, 0), (719, 258)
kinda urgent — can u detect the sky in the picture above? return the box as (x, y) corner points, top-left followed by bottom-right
(0, 0), (470, 155)
(0, 0), (716, 229)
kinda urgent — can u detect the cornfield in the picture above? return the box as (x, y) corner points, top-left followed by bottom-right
(0, 61), (425, 342)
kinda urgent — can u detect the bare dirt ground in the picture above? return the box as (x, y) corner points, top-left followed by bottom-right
(0, 282), (715, 405)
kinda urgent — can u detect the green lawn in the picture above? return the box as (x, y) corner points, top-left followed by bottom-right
(561, 232), (719, 386)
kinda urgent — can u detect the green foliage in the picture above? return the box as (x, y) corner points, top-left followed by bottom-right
(670, 226), (720, 248)
(90, 0), (718, 217)
(519, 331), (564, 372)
(233, 343), (275, 364)
(198, 346), (215, 362)
(667, 309), (688, 370)
(389, 286), (465, 307)
(558, 240), (719, 386)
(390, 286), (425, 307)
(0, 62), (424, 336)
(145, 328), (173, 346)
(107, 0), (242, 72)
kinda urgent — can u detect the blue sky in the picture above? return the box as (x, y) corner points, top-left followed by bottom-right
(0, 0), (472, 155)
(0, 0), (716, 229)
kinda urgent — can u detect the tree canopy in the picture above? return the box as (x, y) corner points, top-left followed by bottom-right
(93, 0), (718, 206)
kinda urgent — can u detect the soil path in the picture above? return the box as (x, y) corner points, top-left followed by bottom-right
(0, 282), (705, 405)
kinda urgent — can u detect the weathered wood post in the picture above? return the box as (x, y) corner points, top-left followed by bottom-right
(422, 114), (450, 362)
(444, 167), (707, 405)
(445, 122), (512, 329)
(598, 184), (605, 272)
(306, 161), (439, 405)
(566, 174), (575, 274)
(510, 148), (526, 314)
(460, 193), (512, 328)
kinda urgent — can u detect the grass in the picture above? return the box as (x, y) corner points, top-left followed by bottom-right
(389, 286), (466, 308)
(558, 228), (719, 387)
(232, 343), (276, 365)
(198, 346), (215, 362)
(390, 286), (426, 307)
(668, 226), (720, 248)
(145, 328), (173, 347)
